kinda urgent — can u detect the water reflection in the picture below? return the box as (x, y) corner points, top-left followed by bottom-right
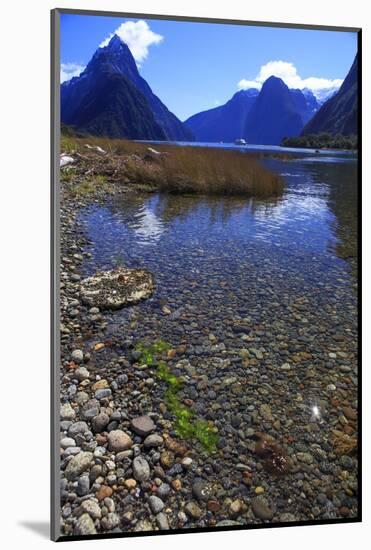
(79, 154), (357, 282)
(129, 202), (165, 244)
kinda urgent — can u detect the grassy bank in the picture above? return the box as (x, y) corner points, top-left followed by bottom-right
(61, 133), (284, 198)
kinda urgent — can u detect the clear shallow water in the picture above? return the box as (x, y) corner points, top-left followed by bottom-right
(75, 152), (358, 523)
(79, 155), (358, 290)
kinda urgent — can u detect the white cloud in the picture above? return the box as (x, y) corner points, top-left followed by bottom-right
(60, 62), (85, 83)
(99, 20), (163, 64)
(238, 60), (343, 93)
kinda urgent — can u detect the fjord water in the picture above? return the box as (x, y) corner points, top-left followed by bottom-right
(78, 151), (358, 520)
(80, 152), (357, 285)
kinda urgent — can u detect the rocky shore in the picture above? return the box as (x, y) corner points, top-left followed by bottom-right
(58, 148), (358, 537)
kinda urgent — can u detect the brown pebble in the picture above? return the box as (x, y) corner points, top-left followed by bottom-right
(94, 343), (105, 351)
(343, 407), (357, 421)
(171, 479), (182, 491)
(165, 436), (188, 456)
(344, 425), (354, 435)
(96, 485), (113, 501)
(124, 479), (137, 490)
(96, 434), (107, 445)
(92, 379), (109, 391)
(160, 450), (174, 468)
(339, 506), (350, 517)
(207, 500), (221, 512)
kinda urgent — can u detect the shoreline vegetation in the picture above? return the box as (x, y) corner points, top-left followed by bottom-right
(282, 133), (357, 151)
(61, 129), (284, 198)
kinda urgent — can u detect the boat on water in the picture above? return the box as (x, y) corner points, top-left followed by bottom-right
(234, 138), (247, 145)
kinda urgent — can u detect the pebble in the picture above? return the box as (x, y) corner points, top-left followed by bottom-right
(124, 479), (137, 490)
(74, 366), (90, 381)
(339, 506), (350, 517)
(343, 406), (357, 421)
(101, 512), (120, 530)
(107, 430), (133, 452)
(60, 437), (75, 449)
(92, 379), (109, 391)
(74, 513), (96, 535)
(77, 475), (90, 496)
(157, 483), (171, 498)
(71, 349), (84, 364)
(94, 343), (105, 352)
(251, 497), (274, 520)
(229, 499), (243, 517)
(207, 500), (221, 512)
(296, 452), (314, 464)
(60, 403), (76, 420)
(259, 404), (273, 421)
(133, 456), (151, 481)
(91, 412), (110, 433)
(96, 485), (113, 501)
(80, 499), (101, 519)
(171, 479), (182, 491)
(65, 452), (93, 480)
(130, 415), (155, 436)
(81, 400), (100, 421)
(68, 421), (89, 437)
(340, 455), (353, 470)
(160, 451), (174, 468)
(143, 434), (164, 448)
(156, 512), (170, 530)
(192, 480), (212, 502)
(148, 495), (165, 514)
(134, 519), (153, 532)
(95, 388), (112, 400)
(181, 457), (193, 469)
(184, 501), (203, 519)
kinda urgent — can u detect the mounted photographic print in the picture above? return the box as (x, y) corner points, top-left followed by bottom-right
(51, 8), (361, 541)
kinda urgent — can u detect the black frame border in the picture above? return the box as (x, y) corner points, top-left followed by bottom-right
(51, 7), (362, 542)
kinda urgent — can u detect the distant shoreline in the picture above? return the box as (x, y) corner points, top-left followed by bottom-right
(137, 139), (357, 157)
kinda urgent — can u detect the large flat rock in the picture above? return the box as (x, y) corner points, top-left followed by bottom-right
(80, 267), (155, 309)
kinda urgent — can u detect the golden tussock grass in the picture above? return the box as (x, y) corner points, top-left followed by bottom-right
(61, 133), (284, 198)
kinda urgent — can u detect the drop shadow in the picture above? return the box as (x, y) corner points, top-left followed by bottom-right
(19, 521), (50, 539)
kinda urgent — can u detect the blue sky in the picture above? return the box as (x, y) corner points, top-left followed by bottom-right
(60, 13), (357, 121)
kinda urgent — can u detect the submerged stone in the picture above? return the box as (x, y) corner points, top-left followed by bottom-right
(80, 267), (155, 309)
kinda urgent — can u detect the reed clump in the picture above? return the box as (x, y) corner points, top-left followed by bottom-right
(61, 130), (284, 198)
(128, 144), (284, 197)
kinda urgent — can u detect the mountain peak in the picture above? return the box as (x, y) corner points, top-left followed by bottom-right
(106, 33), (125, 50)
(262, 75), (287, 91)
(61, 31), (194, 142)
(90, 32), (139, 80)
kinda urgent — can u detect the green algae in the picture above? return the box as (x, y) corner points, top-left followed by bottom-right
(135, 340), (218, 454)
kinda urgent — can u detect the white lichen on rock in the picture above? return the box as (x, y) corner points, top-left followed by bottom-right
(60, 155), (75, 167)
(80, 267), (155, 309)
